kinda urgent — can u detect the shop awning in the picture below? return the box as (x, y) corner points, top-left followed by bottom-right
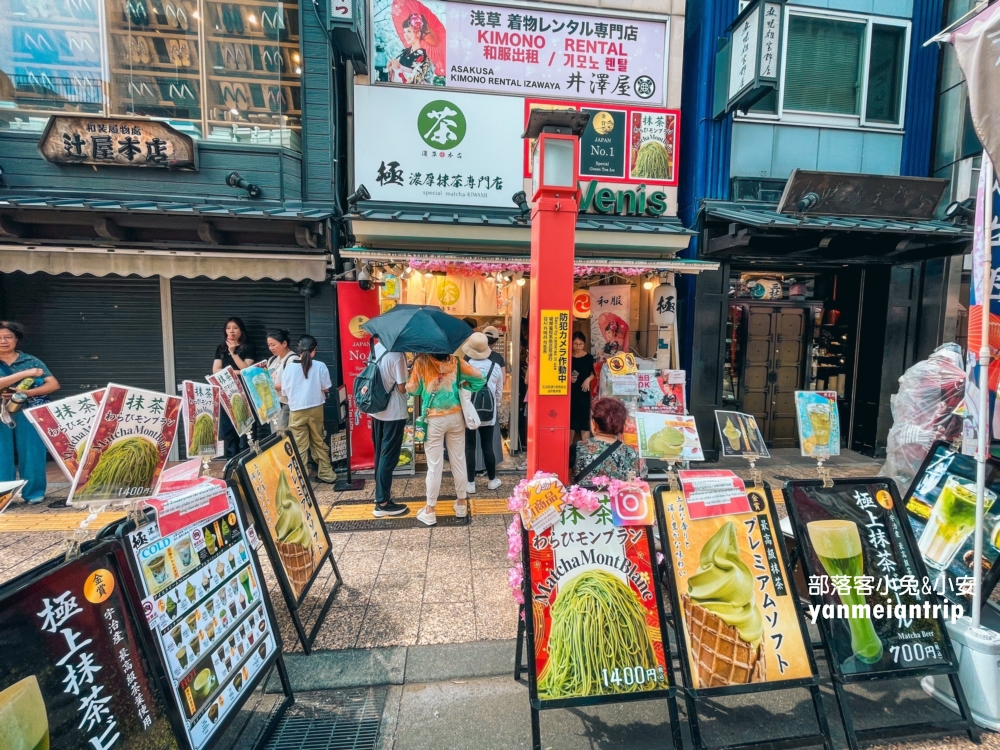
(342, 248), (719, 275)
(348, 204), (695, 258)
(701, 200), (972, 263)
(0, 245), (330, 282)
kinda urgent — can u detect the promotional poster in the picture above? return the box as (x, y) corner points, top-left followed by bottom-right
(239, 365), (281, 425)
(25, 389), (105, 480)
(371, 0), (668, 105)
(126, 491), (276, 750)
(589, 285), (631, 360)
(904, 443), (1000, 608)
(241, 436), (331, 602)
(0, 546), (178, 750)
(785, 479), (954, 679)
(69, 385), (182, 506)
(635, 412), (703, 461)
(636, 370), (685, 414)
(181, 382), (221, 459)
(659, 480), (813, 689)
(337, 282), (380, 470)
(526, 494), (671, 701)
(714, 410), (769, 458)
(794, 391), (840, 457)
(206, 367), (255, 438)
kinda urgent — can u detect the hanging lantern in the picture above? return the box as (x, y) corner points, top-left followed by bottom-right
(651, 282), (676, 326)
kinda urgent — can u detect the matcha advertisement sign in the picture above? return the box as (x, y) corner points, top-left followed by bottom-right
(784, 478), (956, 680)
(658, 476), (814, 690)
(238, 435), (332, 604)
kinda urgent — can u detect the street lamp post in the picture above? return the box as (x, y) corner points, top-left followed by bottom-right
(521, 110), (590, 483)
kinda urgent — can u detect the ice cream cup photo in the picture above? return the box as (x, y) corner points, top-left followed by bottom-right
(185, 581), (197, 603)
(165, 595), (177, 618)
(919, 476), (997, 571)
(807, 519), (883, 665)
(206, 599), (215, 616)
(239, 543), (247, 562)
(146, 554), (167, 584)
(208, 702), (220, 724)
(225, 657), (232, 672)
(176, 646), (188, 669)
(0, 676), (49, 750)
(723, 418), (742, 452)
(273, 471), (316, 592)
(201, 572), (211, 592)
(190, 636), (201, 656)
(234, 672), (243, 691)
(229, 601), (237, 617)
(258, 642), (267, 659)
(238, 642), (245, 657)
(216, 560), (225, 578)
(175, 538), (193, 567)
(185, 612), (197, 633)
(228, 551), (236, 570)
(239, 593), (246, 611)
(171, 625), (183, 646)
(206, 622), (216, 641)
(205, 528), (218, 555)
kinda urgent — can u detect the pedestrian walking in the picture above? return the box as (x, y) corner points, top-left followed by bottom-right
(371, 335), (411, 517)
(283, 335), (337, 484)
(0, 321), (60, 504)
(462, 333), (503, 494)
(213, 317), (255, 457)
(266, 328), (295, 431)
(406, 353), (485, 526)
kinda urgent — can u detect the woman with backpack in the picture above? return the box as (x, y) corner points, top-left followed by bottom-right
(462, 333), (504, 494)
(283, 335), (337, 484)
(406, 351), (485, 526)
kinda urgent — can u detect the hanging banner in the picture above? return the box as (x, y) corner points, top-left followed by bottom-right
(371, 0), (668, 105)
(539, 309), (570, 395)
(123, 488), (279, 750)
(206, 367), (255, 437)
(714, 410), (769, 458)
(238, 365), (281, 426)
(25, 389), (105, 480)
(904, 441), (1000, 610)
(182, 382), (221, 459)
(0, 543), (179, 750)
(237, 435), (333, 604)
(589, 284), (630, 359)
(337, 282), (380, 470)
(69, 385), (182, 506)
(525, 494), (673, 701)
(658, 479), (814, 689)
(794, 391), (840, 457)
(785, 478), (958, 679)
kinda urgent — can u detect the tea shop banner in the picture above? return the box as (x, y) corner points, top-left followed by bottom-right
(371, 0), (669, 105)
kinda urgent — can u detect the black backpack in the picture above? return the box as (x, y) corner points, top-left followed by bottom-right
(354, 352), (392, 414)
(472, 361), (496, 421)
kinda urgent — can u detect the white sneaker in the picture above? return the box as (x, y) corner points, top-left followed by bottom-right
(466, 481), (476, 494)
(487, 478), (502, 491)
(454, 500), (468, 518)
(416, 508), (437, 526)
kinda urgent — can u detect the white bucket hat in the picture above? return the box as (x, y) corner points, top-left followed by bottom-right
(462, 332), (493, 360)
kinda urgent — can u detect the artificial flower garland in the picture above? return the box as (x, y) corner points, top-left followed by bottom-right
(408, 259), (667, 279)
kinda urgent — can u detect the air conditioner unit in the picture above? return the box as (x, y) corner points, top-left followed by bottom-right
(329, 0), (368, 73)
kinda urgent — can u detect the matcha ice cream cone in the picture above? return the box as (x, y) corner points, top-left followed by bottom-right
(723, 419), (742, 452)
(274, 470), (314, 590)
(684, 522), (765, 687)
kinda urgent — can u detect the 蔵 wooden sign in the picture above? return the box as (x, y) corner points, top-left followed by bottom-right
(38, 116), (197, 170)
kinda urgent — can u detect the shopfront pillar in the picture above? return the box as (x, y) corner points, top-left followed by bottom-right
(522, 111), (590, 482)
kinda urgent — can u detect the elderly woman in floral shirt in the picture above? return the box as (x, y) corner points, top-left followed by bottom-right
(407, 353), (485, 526)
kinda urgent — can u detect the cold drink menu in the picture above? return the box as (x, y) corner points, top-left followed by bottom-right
(126, 489), (278, 749)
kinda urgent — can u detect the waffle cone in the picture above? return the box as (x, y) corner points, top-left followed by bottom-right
(682, 594), (764, 687)
(275, 540), (315, 589)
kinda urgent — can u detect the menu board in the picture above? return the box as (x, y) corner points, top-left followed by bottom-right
(124, 490), (278, 750)
(0, 544), (178, 750)
(206, 367), (255, 437)
(525, 494), (672, 703)
(714, 410), (769, 459)
(658, 477), (813, 690)
(238, 365), (281, 425)
(237, 435), (332, 604)
(785, 478), (955, 680)
(181, 382), (220, 459)
(904, 442), (1000, 609)
(70, 385), (182, 506)
(635, 412), (703, 461)
(25, 389), (104, 480)
(793, 391), (840, 457)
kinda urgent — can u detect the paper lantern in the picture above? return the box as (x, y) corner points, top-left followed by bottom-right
(651, 283), (676, 326)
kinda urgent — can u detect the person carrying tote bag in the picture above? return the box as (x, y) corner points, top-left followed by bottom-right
(406, 352), (485, 526)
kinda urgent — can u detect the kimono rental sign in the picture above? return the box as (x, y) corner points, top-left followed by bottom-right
(371, 0), (668, 105)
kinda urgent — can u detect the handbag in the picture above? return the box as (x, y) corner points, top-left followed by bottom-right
(459, 387), (481, 430)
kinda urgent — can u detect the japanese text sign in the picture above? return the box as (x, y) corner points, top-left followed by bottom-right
(539, 310), (570, 396)
(26, 389), (105, 480)
(181, 382), (220, 459)
(206, 368), (255, 438)
(38, 116), (196, 170)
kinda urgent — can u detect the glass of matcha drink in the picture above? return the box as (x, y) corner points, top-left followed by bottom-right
(919, 476), (996, 571)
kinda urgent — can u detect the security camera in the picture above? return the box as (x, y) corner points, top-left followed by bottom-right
(346, 185), (372, 214)
(357, 264), (374, 291)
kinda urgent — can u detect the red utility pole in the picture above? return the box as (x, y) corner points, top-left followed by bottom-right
(522, 111), (590, 483)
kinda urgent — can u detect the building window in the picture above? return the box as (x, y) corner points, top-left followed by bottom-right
(0, 0), (302, 149)
(743, 11), (910, 128)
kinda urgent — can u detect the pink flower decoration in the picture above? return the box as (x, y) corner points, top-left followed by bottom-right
(508, 564), (525, 604)
(592, 475), (611, 488)
(507, 516), (523, 562)
(565, 485), (600, 513)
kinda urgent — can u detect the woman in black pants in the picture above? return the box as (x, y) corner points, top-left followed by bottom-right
(462, 333), (504, 493)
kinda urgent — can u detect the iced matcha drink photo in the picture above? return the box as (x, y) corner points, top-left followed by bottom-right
(807, 520), (882, 665)
(919, 476), (996, 571)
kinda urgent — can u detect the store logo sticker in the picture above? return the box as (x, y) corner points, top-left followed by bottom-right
(246, 524), (262, 550)
(418, 100), (467, 150)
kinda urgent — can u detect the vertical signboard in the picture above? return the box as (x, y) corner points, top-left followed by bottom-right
(538, 310), (569, 395)
(337, 282), (381, 470)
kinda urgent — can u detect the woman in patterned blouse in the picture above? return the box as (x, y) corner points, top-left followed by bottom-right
(571, 398), (639, 483)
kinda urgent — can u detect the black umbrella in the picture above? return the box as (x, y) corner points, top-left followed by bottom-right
(360, 304), (473, 353)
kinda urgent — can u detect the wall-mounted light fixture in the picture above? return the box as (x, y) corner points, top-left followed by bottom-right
(226, 172), (262, 198)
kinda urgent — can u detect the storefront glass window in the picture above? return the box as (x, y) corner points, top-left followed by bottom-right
(0, 0), (302, 149)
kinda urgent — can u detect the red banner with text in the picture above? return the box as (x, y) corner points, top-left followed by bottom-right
(337, 282), (380, 470)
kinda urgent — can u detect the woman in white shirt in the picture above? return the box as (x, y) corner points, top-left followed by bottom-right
(462, 333), (504, 493)
(266, 329), (296, 431)
(282, 335), (337, 483)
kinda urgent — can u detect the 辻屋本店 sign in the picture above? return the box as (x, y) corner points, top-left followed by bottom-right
(658, 478), (815, 689)
(371, 0), (668, 105)
(353, 85), (524, 208)
(0, 543), (179, 750)
(785, 478), (957, 679)
(525, 493), (673, 701)
(539, 309), (569, 395)
(38, 116), (197, 170)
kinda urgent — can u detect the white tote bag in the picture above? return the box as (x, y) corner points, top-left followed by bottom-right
(459, 388), (481, 430)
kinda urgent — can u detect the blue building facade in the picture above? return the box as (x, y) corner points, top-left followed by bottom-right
(679, 0), (969, 457)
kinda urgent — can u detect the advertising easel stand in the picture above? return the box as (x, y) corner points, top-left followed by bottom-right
(784, 477), (980, 750)
(229, 432), (343, 654)
(655, 483), (833, 750)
